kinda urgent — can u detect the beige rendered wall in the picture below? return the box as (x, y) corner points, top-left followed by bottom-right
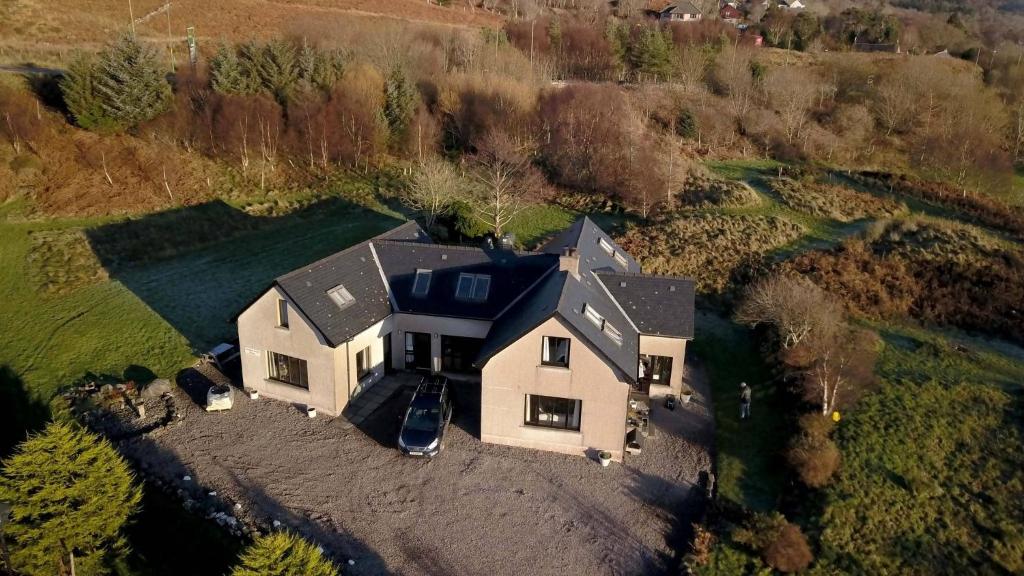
(237, 287), (341, 415)
(390, 313), (492, 372)
(639, 335), (689, 397)
(338, 316), (393, 402)
(480, 316), (630, 460)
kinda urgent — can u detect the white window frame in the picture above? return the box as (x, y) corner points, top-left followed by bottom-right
(603, 322), (623, 346)
(412, 269), (432, 297)
(277, 298), (289, 328)
(327, 284), (355, 310)
(598, 237), (615, 256)
(583, 303), (605, 329)
(455, 273), (491, 301)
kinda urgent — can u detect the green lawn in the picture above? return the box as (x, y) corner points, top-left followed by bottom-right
(818, 323), (1024, 574)
(0, 197), (402, 404)
(693, 311), (786, 511)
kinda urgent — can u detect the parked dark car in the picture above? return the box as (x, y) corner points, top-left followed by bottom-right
(398, 376), (452, 457)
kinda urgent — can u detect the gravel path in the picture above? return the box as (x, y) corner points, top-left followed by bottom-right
(119, 362), (714, 576)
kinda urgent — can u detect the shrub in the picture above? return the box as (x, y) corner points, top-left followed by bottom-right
(734, 512), (813, 572)
(231, 532), (337, 576)
(764, 522), (814, 573)
(674, 174), (762, 210)
(787, 413), (841, 487)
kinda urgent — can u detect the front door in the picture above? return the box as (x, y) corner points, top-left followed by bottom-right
(441, 336), (484, 373)
(405, 332), (431, 372)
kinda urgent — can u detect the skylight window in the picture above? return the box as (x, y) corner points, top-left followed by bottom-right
(603, 322), (623, 346)
(613, 251), (629, 268)
(455, 273), (491, 301)
(412, 269), (432, 297)
(583, 303), (604, 329)
(327, 285), (355, 310)
(598, 237), (615, 256)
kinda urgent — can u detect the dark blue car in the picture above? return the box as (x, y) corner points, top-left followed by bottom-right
(398, 376), (452, 457)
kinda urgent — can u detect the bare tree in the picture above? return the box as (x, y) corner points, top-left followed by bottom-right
(1013, 101), (1024, 166)
(803, 328), (878, 416)
(735, 273), (842, 350)
(405, 158), (465, 229)
(764, 67), (823, 145)
(470, 131), (542, 237)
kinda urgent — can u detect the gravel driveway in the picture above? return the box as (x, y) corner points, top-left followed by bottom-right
(119, 362), (714, 576)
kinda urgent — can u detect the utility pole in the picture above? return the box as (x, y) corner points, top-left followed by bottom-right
(128, 0), (136, 36)
(165, 3), (176, 71)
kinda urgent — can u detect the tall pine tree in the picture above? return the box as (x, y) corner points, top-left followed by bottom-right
(61, 53), (114, 132)
(210, 44), (254, 95)
(95, 35), (172, 129)
(0, 422), (141, 576)
(231, 532), (338, 576)
(383, 65), (416, 148)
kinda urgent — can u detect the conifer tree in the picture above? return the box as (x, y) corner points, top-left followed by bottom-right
(95, 35), (172, 129)
(383, 65), (416, 146)
(211, 44), (253, 95)
(61, 54), (114, 132)
(252, 40), (299, 104)
(231, 532), (338, 576)
(629, 27), (674, 81)
(0, 422), (141, 576)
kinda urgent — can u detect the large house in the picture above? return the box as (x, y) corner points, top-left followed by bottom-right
(236, 218), (695, 461)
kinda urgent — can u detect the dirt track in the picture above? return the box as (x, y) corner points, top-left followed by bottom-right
(119, 363), (714, 575)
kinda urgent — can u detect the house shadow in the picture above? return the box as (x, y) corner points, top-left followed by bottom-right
(624, 468), (708, 576)
(0, 365), (50, 458)
(83, 198), (403, 355)
(116, 434), (389, 576)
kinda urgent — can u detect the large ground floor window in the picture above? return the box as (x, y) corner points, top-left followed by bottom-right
(267, 351), (309, 389)
(524, 394), (581, 431)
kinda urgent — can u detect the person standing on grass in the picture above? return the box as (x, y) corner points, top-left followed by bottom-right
(740, 382), (751, 419)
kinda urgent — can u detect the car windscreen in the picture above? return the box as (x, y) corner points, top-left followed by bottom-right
(404, 406), (440, 432)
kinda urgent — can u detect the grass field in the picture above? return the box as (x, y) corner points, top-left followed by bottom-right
(692, 312), (785, 512)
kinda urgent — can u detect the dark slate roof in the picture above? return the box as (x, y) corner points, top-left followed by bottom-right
(474, 270), (566, 366)
(276, 242), (391, 347)
(373, 241), (558, 320)
(270, 221), (427, 346)
(542, 216), (641, 276)
(474, 269), (639, 383)
(597, 272), (696, 338)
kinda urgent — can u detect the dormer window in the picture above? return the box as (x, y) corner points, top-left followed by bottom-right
(412, 269), (432, 297)
(455, 273), (491, 301)
(327, 284), (355, 310)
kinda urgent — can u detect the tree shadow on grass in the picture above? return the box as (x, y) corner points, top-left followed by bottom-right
(83, 198), (403, 354)
(0, 365), (50, 458)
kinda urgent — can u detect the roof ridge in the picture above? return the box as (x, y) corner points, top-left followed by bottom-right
(374, 238), (546, 257)
(595, 270), (696, 282)
(275, 220), (424, 282)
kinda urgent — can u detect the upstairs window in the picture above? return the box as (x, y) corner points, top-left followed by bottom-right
(613, 251), (629, 268)
(455, 273), (491, 301)
(327, 285), (355, 310)
(541, 336), (571, 368)
(412, 269), (432, 297)
(598, 237), (615, 256)
(277, 298), (289, 328)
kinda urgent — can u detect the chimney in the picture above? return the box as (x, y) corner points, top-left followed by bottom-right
(559, 247), (579, 278)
